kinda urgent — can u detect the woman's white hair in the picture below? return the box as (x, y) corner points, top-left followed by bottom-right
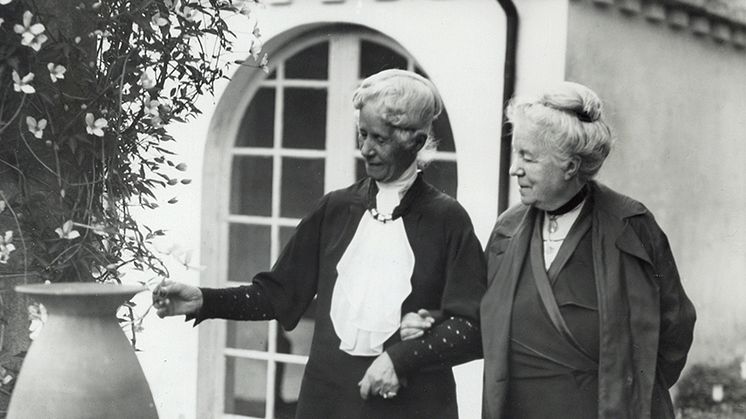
(352, 69), (443, 168)
(506, 81), (614, 181)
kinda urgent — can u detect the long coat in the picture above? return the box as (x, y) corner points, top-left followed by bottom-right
(480, 181), (696, 419)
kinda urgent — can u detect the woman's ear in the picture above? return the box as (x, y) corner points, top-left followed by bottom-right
(411, 132), (428, 152)
(563, 156), (581, 180)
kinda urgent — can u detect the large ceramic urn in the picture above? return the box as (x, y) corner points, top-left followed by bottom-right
(7, 283), (158, 419)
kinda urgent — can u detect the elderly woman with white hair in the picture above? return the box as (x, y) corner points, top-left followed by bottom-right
(478, 82), (696, 418)
(153, 69), (486, 418)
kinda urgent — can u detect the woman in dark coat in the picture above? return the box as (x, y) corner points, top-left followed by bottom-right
(479, 82), (696, 418)
(153, 69), (487, 419)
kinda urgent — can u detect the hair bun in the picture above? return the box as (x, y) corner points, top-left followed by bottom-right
(540, 81), (603, 123)
(572, 82), (603, 122)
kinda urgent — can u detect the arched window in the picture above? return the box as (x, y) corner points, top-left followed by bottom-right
(217, 28), (457, 419)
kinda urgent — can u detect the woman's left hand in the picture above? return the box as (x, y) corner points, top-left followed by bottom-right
(358, 352), (400, 400)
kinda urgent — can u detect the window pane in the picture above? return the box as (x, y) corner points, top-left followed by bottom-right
(276, 362), (304, 418)
(422, 160), (457, 198)
(226, 321), (269, 351)
(281, 317), (314, 357)
(433, 107), (455, 152)
(236, 87), (275, 148)
(228, 224), (271, 282)
(281, 158), (325, 218)
(224, 357), (266, 417)
(230, 156), (272, 216)
(283, 88), (327, 150)
(285, 42), (329, 80)
(360, 40), (408, 78)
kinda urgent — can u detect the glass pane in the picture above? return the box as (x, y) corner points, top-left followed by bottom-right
(422, 160), (457, 198)
(360, 40), (408, 78)
(267, 68), (277, 80)
(433, 107), (455, 152)
(285, 42), (329, 80)
(283, 88), (327, 150)
(228, 224), (271, 282)
(224, 357), (266, 417)
(226, 321), (269, 351)
(276, 362), (304, 418)
(230, 156), (272, 216)
(235, 87), (275, 148)
(280, 158), (325, 218)
(277, 299), (316, 355)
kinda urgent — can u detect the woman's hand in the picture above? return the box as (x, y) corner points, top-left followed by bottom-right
(358, 352), (400, 400)
(152, 280), (203, 318)
(400, 309), (435, 341)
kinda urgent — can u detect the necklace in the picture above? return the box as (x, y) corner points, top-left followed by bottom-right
(545, 184), (588, 234)
(547, 215), (559, 234)
(368, 208), (394, 223)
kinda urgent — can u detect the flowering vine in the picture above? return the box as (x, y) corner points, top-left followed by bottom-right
(0, 0), (266, 284)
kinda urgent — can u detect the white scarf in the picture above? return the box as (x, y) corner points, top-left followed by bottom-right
(330, 162), (418, 356)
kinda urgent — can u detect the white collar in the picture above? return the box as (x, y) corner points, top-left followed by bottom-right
(374, 161), (418, 214)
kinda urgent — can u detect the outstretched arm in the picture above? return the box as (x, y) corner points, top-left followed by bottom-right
(153, 281), (275, 324)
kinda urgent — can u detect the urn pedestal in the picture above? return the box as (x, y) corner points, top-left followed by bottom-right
(7, 283), (158, 419)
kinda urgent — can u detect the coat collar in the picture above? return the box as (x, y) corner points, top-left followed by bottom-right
(491, 181), (652, 265)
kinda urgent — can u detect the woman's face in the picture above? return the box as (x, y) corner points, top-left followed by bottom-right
(357, 104), (422, 183)
(509, 123), (574, 211)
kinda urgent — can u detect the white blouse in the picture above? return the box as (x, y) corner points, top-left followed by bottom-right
(330, 162), (419, 356)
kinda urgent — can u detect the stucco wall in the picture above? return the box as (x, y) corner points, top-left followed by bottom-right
(566, 1), (746, 365)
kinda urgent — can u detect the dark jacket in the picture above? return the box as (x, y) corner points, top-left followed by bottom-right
(480, 181), (696, 419)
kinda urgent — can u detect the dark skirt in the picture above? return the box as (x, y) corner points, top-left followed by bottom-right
(295, 353), (458, 419)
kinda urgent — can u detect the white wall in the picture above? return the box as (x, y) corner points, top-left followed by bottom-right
(508, 0), (571, 206)
(567, 1), (746, 367)
(134, 1), (509, 418)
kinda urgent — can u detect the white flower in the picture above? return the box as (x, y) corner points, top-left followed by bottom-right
(91, 223), (108, 236)
(249, 35), (263, 60)
(85, 113), (108, 137)
(0, 0), (12, 6)
(139, 68), (156, 90)
(26, 116), (47, 139)
(0, 200), (5, 213)
(151, 12), (168, 27)
(259, 53), (269, 73)
(149, 115), (163, 128)
(12, 70), (35, 94)
(14, 11), (47, 51)
(237, 1), (254, 17)
(0, 230), (16, 264)
(91, 29), (112, 39)
(47, 63), (66, 82)
(28, 303), (48, 341)
(1, 373), (13, 386)
(0, 18), (4, 28)
(144, 94), (160, 117)
(177, 5), (197, 22)
(55, 220), (80, 240)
